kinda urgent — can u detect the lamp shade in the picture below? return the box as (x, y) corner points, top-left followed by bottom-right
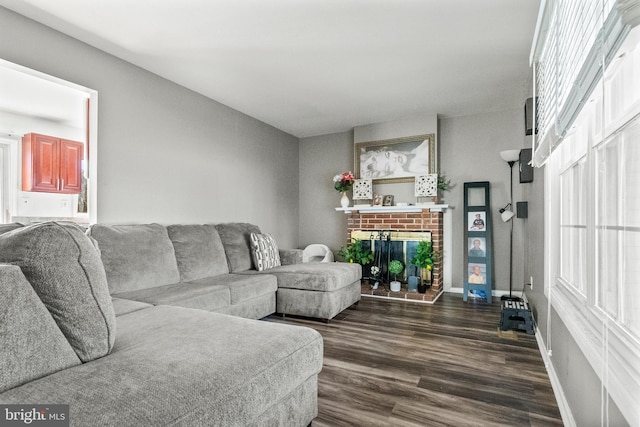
(500, 149), (521, 163)
(501, 210), (516, 222)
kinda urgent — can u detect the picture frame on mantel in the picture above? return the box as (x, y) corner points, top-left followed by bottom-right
(354, 133), (436, 184)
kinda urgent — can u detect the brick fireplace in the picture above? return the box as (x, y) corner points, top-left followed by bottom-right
(342, 206), (446, 301)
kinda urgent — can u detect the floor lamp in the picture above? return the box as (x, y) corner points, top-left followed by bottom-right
(499, 149), (521, 301)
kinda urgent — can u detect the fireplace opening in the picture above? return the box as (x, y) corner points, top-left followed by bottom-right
(350, 230), (431, 283)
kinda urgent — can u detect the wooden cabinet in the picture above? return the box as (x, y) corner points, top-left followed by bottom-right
(22, 133), (84, 194)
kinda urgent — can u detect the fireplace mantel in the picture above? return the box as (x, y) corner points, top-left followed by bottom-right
(336, 204), (449, 214)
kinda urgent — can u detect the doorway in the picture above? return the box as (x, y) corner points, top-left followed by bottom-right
(0, 59), (98, 224)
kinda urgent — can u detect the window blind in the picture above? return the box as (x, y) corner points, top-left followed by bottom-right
(530, 0), (633, 167)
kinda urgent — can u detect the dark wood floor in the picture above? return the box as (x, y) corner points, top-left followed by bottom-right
(267, 293), (563, 427)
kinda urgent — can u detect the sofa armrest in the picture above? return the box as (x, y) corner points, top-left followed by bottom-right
(279, 249), (303, 265)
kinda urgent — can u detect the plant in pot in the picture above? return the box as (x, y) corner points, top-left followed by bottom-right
(338, 239), (374, 278)
(411, 240), (440, 293)
(433, 173), (453, 203)
(388, 260), (404, 292)
(370, 265), (381, 290)
(338, 239), (374, 264)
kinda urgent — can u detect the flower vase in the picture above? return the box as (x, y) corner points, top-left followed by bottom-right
(340, 192), (350, 208)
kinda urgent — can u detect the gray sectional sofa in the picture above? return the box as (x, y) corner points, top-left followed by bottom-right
(88, 222), (361, 321)
(0, 221), (361, 426)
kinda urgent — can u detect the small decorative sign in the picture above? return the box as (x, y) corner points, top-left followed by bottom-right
(414, 174), (438, 197)
(352, 179), (373, 200)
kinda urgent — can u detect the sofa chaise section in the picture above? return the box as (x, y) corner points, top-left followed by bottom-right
(264, 262), (362, 320)
(215, 222), (362, 321)
(2, 301), (323, 426)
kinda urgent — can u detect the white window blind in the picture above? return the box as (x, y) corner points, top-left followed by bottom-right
(530, 0), (628, 166)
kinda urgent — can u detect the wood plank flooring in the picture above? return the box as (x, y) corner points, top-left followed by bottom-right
(267, 293), (563, 427)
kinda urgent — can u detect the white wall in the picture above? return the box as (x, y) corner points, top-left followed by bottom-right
(0, 6), (299, 247)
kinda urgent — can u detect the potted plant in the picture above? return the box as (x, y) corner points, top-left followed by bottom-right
(388, 260), (404, 292)
(370, 265), (381, 290)
(433, 173), (452, 203)
(338, 239), (374, 266)
(411, 240), (440, 293)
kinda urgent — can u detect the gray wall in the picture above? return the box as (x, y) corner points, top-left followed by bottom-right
(299, 108), (527, 294)
(439, 109), (527, 293)
(0, 7), (299, 247)
(299, 130), (353, 252)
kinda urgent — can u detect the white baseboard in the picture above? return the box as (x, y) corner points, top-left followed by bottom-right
(534, 324), (577, 427)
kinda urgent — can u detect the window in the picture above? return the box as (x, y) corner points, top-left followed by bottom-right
(545, 24), (640, 425)
(559, 155), (587, 296)
(596, 120), (640, 336)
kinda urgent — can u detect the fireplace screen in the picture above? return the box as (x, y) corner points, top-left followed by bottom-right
(350, 230), (432, 282)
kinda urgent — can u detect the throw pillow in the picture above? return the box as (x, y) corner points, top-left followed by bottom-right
(0, 264), (81, 392)
(249, 233), (281, 271)
(0, 222), (116, 363)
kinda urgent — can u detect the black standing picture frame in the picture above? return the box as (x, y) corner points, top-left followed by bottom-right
(463, 181), (493, 302)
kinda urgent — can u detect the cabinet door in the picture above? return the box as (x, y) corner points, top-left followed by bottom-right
(22, 133), (60, 192)
(59, 139), (84, 194)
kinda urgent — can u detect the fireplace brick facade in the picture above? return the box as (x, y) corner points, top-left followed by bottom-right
(346, 208), (444, 291)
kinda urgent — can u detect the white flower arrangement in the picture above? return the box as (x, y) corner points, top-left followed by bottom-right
(370, 265), (380, 277)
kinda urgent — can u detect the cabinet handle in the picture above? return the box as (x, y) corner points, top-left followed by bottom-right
(57, 178), (60, 191)
(61, 179), (64, 191)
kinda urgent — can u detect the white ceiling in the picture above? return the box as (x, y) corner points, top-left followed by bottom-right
(0, 0), (541, 138)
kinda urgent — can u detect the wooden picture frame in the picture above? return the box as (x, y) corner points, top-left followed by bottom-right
(354, 133), (436, 184)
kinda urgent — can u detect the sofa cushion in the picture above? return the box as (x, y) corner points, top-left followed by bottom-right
(167, 224), (229, 281)
(0, 222), (116, 362)
(0, 264), (81, 392)
(0, 306), (323, 427)
(112, 282), (231, 312)
(186, 273), (277, 305)
(0, 223), (23, 235)
(245, 262), (362, 292)
(89, 224), (181, 294)
(111, 297), (153, 317)
(216, 223), (262, 272)
(250, 232), (281, 271)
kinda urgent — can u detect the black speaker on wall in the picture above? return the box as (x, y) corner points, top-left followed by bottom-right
(525, 97), (538, 136)
(516, 201), (528, 218)
(519, 148), (534, 183)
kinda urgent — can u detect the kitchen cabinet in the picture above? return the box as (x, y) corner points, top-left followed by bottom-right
(22, 133), (84, 194)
